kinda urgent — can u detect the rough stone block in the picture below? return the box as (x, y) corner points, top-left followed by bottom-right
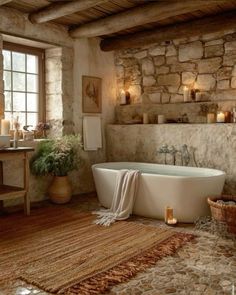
(182, 72), (197, 85)
(198, 57), (222, 74)
(171, 62), (196, 73)
(122, 58), (138, 67)
(134, 50), (147, 59)
(141, 58), (155, 75)
(153, 56), (165, 66)
(196, 74), (216, 91)
(149, 46), (165, 56)
(231, 77), (236, 88)
(179, 41), (203, 62)
(157, 73), (180, 86)
(166, 56), (178, 65)
(225, 41), (236, 53)
(205, 39), (223, 46)
(204, 45), (224, 58)
(223, 54), (236, 66)
(156, 66), (169, 75)
(217, 79), (230, 90)
(217, 67), (232, 81)
(148, 93), (161, 104)
(116, 65), (124, 79)
(166, 45), (177, 56)
(161, 93), (170, 104)
(143, 76), (156, 87)
(170, 94), (184, 103)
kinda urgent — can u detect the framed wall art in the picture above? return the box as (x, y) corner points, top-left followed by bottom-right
(82, 76), (102, 113)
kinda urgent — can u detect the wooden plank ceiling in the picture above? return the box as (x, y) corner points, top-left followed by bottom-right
(2, 0), (236, 50)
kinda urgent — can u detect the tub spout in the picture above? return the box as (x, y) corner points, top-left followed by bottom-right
(181, 144), (190, 166)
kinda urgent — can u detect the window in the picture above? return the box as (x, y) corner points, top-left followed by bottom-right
(2, 42), (45, 128)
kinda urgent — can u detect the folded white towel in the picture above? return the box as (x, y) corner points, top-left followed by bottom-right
(93, 169), (140, 226)
(83, 116), (102, 151)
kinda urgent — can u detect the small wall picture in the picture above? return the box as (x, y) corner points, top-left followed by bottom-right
(82, 76), (102, 113)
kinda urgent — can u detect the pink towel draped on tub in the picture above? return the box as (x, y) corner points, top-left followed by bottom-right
(94, 169), (140, 226)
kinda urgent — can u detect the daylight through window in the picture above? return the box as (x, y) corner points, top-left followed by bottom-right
(2, 42), (44, 128)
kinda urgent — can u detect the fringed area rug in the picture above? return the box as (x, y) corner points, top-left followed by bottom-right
(0, 207), (194, 294)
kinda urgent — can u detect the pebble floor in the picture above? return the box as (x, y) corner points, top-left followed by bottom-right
(0, 194), (235, 295)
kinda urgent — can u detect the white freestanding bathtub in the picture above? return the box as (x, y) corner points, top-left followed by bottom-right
(92, 162), (226, 223)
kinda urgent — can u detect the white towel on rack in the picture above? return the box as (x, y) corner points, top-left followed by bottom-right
(83, 116), (102, 151)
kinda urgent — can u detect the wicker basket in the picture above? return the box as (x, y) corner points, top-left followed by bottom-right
(208, 195), (236, 234)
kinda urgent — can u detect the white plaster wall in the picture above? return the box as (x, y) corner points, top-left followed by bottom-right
(71, 38), (116, 193)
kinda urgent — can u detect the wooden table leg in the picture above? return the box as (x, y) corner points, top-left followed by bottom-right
(24, 152), (30, 216)
(0, 161), (4, 214)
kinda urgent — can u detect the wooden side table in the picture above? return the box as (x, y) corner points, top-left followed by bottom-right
(0, 147), (34, 216)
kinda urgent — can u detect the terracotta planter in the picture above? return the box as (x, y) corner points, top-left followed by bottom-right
(48, 176), (72, 204)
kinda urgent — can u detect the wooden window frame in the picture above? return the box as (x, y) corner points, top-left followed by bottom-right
(2, 41), (45, 126)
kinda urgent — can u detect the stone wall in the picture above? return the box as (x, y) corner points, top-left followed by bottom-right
(115, 30), (236, 121)
(106, 124), (236, 195)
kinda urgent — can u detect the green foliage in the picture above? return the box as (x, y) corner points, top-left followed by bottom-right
(30, 135), (83, 176)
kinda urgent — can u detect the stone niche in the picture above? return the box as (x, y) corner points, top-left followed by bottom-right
(115, 30), (236, 112)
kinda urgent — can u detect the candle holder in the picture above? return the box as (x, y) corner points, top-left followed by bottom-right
(165, 206), (178, 226)
(166, 218), (178, 226)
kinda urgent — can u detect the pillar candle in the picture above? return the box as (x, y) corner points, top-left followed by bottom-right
(216, 112), (225, 123)
(143, 113), (149, 124)
(195, 92), (201, 102)
(224, 111), (231, 123)
(1, 119), (10, 135)
(207, 113), (216, 124)
(120, 90), (126, 105)
(165, 206), (173, 223)
(183, 86), (190, 102)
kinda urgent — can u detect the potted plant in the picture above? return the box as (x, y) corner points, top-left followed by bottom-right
(30, 135), (82, 204)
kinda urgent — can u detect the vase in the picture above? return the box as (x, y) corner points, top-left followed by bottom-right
(48, 175), (72, 204)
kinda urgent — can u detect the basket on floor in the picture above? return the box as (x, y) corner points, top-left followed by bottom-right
(208, 195), (236, 234)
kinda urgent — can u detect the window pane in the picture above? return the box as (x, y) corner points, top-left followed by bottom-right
(3, 50), (11, 70)
(27, 93), (38, 112)
(4, 91), (11, 111)
(13, 112), (25, 128)
(27, 55), (38, 74)
(3, 71), (11, 90)
(13, 92), (25, 112)
(13, 72), (25, 91)
(27, 113), (38, 127)
(12, 52), (25, 72)
(27, 74), (38, 92)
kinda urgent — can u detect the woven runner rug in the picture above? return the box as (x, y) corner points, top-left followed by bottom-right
(0, 207), (194, 294)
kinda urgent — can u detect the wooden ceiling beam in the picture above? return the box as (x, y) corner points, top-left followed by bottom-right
(29, 0), (107, 24)
(70, 0), (229, 38)
(100, 10), (236, 51)
(0, 0), (12, 5)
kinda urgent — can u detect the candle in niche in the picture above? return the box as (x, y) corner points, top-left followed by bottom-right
(165, 206), (173, 223)
(183, 86), (190, 102)
(143, 113), (149, 124)
(207, 113), (216, 124)
(216, 112), (225, 123)
(120, 90), (126, 105)
(195, 92), (201, 102)
(1, 119), (10, 135)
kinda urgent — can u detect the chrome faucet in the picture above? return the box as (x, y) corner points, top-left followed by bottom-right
(180, 144), (190, 166)
(157, 144), (169, 164)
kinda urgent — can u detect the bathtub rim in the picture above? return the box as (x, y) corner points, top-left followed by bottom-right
(92, 162), (226, 180)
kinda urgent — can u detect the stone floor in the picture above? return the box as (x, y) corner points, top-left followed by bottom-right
(0, 194), (236, 295)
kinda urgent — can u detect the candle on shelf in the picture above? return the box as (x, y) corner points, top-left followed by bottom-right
(165, 206), (173, 223)
(1, 119), (10, 135)
(183, 86), (190, 102)
(166, 218), (178, 225)
(143, 113), (149, 124)
(224, 111), (231, 123)
(216, 112), (225, 123)
(120, 90), (126, 105)
(158, 115), (165, 124)
(207, 113), (216, 124)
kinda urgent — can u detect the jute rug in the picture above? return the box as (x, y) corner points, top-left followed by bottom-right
(0, 207), (194, 294)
